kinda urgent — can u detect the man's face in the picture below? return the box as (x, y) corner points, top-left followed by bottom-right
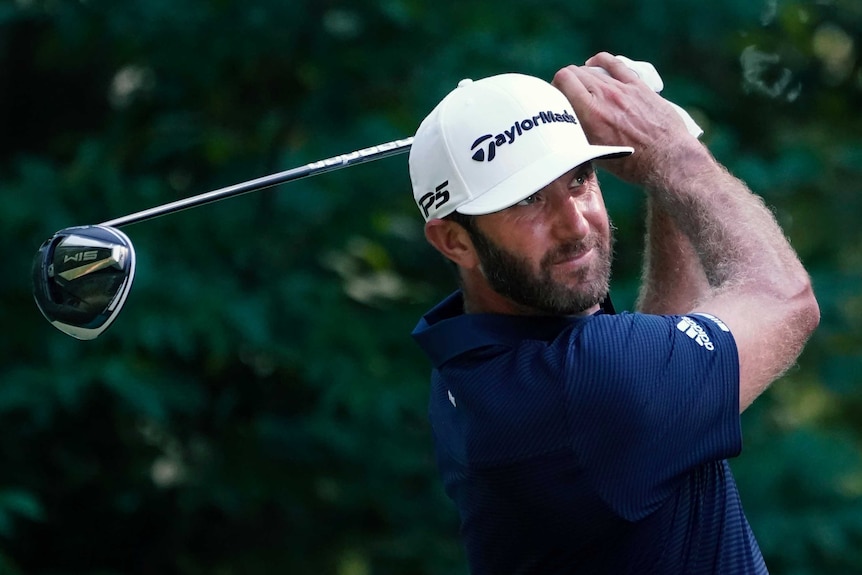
(467, 162), (613, 315)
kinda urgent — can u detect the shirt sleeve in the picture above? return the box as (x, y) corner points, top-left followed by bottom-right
(559, 312), (741, 521)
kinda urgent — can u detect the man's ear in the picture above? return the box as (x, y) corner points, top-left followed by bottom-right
(424, 218), (480, 269)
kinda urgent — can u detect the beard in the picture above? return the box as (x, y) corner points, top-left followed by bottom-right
(468, 224), (614, 316)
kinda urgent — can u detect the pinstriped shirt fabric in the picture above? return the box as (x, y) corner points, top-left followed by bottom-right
(412, 291), (768, 575)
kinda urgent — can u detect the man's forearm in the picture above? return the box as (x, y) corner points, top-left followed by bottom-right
(644, 145), (809, 298)
(636, 197), (709, 314)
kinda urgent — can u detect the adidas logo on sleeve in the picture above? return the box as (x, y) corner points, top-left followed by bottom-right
(676, 316), (715, 351)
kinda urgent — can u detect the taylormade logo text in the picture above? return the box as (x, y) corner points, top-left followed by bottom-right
(470, 110), (578, 162)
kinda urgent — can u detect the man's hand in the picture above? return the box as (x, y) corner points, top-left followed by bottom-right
(552, 52), (701, 187)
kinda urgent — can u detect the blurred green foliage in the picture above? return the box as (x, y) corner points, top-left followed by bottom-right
(1, 0), (860, 573)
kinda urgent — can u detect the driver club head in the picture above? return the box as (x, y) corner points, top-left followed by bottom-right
(32, 225), (136, 340)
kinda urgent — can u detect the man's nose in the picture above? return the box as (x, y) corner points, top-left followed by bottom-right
(551, 194), (590, 240)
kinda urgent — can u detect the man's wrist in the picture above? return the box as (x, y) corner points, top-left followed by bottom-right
(641, 141), (718, 196)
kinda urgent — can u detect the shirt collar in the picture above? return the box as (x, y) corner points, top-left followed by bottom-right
(412, 290), (605, 368)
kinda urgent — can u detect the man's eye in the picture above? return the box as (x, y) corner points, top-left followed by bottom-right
(516, 194), (539, 206)
(571, 173), (589, 187)
(571, 165), (595, 187)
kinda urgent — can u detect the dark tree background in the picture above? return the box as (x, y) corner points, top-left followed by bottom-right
(1, 0), (860, 573)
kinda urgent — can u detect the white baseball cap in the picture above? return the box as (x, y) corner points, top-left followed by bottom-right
(409, 73), (633, 221)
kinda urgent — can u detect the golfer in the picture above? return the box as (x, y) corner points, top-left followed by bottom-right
(409, 52), (819, 574)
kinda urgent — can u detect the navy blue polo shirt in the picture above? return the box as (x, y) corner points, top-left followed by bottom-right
(412, 291), (767, 575)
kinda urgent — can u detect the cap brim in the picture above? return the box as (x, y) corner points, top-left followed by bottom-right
(455, 145), (633, 216)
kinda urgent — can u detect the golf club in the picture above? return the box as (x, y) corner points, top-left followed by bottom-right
(33, 137), (413, 340)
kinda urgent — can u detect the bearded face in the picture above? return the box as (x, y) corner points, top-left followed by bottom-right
(466, 220), (614, 316)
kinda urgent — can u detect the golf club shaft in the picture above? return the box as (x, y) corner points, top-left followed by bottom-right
(100, 137), (413, 228)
